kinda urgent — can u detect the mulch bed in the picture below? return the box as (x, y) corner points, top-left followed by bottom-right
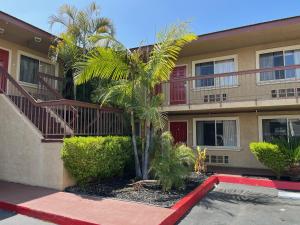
(65, 175), (207, 208)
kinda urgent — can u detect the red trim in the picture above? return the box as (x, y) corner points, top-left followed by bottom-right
(0, 201), (99, 225)
(159, 176), (219, 225)
(217, 174), (300, 191)
(160, 174), (300, 225)
(172, 175), (219, 210)
(170, 66), (187, 105)
(169, 121), (188, 144)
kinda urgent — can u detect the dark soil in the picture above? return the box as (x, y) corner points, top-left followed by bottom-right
(65, 175), (206, 208)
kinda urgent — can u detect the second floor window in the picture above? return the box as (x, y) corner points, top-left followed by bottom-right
(259, 49), (300, 82)
(194, 58), (237, 88)
(19, 55), (56, 85)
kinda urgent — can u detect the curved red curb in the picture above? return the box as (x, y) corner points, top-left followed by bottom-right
(159, 175), (219, 225)
(0, 201), (99, 225)
(159, 174), (300, 225)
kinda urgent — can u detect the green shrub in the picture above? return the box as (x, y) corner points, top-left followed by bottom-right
(271, 137), (300, 167)
(249, 142), (288, 179)
(151, 132), (195, 191)
(61, 136), (133, 184)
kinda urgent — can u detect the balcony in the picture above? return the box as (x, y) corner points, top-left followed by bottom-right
(161, 64), (300, 113)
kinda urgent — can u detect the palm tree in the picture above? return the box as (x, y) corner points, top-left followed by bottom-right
(49, 2), (115, 52)
(49, 2), (115, 99)
(75, 23), (196, 179)
(49, 33), (80, 98)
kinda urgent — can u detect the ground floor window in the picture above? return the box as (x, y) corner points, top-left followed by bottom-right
(261, 117), (300, 142)
(195, 118), (238, 148)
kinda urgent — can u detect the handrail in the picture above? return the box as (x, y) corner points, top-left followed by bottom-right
(37, 73), (64, 100)
(38, 72), (64, 81)
(0, 66), (120, 111)
(38, 99), (122, 111)
(163, 63), (300, 107)
(0, 66), (125, 138)
(0, 67), (40, 104)
(166, 64), (300, 82)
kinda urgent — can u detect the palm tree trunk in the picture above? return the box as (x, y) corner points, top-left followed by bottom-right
(131, 111), (142, 178)
(142, 120), (151, 179)
(64, 68), (75, 100)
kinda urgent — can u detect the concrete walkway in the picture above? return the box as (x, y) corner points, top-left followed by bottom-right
(0, 181), (174, 225)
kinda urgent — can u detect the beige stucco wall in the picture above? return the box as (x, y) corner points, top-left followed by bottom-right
(168, 110), (300, 169)
(0, 95), (74, 190)
(0, 38), (52, 79)
(177, 38), (300, 72)
(0, 37), (63, 96)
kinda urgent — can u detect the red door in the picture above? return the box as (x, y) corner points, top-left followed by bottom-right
(0, 49), (9, 92)
(170, 66), (186, 105)
(170, 121), (187, 144)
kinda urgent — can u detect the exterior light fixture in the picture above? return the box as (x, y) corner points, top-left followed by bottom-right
(34, 36), (42, 43)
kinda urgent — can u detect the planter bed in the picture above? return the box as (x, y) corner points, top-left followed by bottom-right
(65, 175), (207, 208)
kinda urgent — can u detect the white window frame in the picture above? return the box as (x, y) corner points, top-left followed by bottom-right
(256, 44), (300, 85)
(191, 54), (238, 90)
(193, 117), (240, 150)
(258, 115), (300, 141)
(17, 50), (58, 88)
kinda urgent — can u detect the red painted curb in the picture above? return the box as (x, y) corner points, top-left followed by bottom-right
(159, 174), (300, 225)
(217, 174), (300, 191)
(159, 175), (219, 225)
(0, 201), (99, 225)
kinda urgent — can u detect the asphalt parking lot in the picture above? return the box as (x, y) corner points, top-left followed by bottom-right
(178, 182), (300, 225)
(0, 210), (54, 225)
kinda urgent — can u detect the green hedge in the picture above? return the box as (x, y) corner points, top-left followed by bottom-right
(249, 142), (288, 178)
(61, 136), (133, 184)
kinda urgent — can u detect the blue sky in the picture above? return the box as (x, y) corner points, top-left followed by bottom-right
(1, 0), (300, 48)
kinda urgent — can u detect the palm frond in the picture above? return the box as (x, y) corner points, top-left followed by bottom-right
(49, 2), (115, 52)
(91, 79), (133, 108)
(59, 4), (78, 22)
(49, 33), (81, 70)
(146, 22), (197, 87)
(136, 93), (167, 130)
(74, 47), (130, 84)
(48, 15), (68, 28)
(94, 17), (115, 36)
(86, 1), (100, 16)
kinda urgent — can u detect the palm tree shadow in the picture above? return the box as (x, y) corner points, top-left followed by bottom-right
(197, 187), (276, 217)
